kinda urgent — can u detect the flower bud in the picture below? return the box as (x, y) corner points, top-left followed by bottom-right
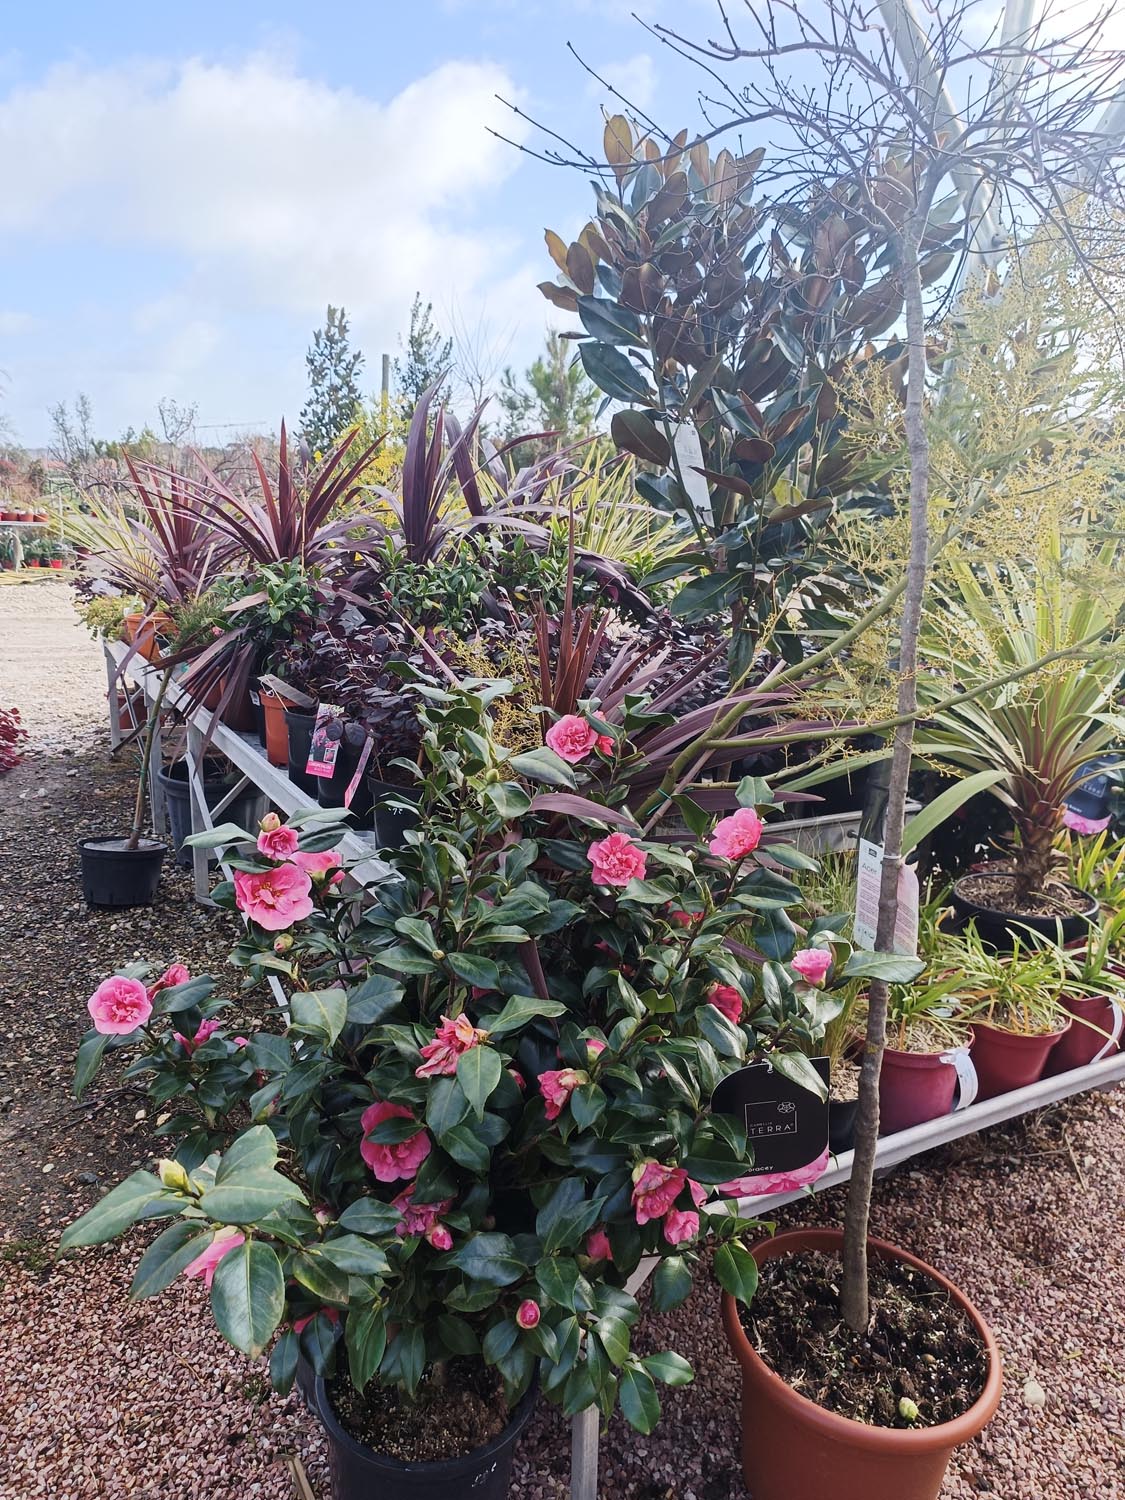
(259, 812), (281, 833)
(516, 1299), (541, 1330)
(431, 949), (446, 962)
(273, 934), (294, 954)
(426, 1223), (453, 1251)
(898, 1397), (920, 1424)
(157, 1158), (192, 1194)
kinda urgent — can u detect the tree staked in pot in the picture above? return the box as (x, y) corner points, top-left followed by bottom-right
(80, 666), (172, 907)
(584, 6), (1125, 1492)
(64, 679), (870, 1477)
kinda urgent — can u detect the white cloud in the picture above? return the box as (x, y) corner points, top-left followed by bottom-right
(584, 52), (657, 113)
(0, 51), (539, 436)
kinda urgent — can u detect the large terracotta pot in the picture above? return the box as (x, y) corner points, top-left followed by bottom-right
(722, 1228), (1002, 1500)
(969, 1019), (1069, 1100)
(122, 611), (172, 663)
(1042, 991), (1124, 1076)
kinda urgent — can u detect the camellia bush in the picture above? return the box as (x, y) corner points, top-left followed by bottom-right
(63, 679), (904, 1432)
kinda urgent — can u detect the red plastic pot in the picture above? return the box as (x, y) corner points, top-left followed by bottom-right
(48, 558), (64, 570)
(722, 1228), (1003, 1500)
(879, 1044), (963, 1135)
(1042, 991), (1123, 1076)
(969, 1019), (1069, 1100)
(27, 558), (41, 568)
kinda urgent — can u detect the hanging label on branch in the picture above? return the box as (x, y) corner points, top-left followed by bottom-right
(853, 838), (919, 954)
(711, 1057), (830, 1182)
(305, 704), (345, 780)
(344, 734), (374, 808)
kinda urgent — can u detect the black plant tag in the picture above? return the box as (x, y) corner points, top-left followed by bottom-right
(711, 1057), (830, 1176)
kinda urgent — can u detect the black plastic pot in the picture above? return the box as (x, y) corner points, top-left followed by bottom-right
(316, 726), (376, 831)
(369, 777), (421, 848)
(828, 1096), (859, 1154)
(156, 763), (269, 867)
(311, 1373), (536, 1500)
(80, 836), (167, 908)
(951, 870), (1099, 949)
(285, 708), (320, 797)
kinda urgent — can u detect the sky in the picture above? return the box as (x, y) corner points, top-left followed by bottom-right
(0, 0), (723, 448)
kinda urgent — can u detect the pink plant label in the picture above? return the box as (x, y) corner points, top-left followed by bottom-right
(305, 703), (344, 780)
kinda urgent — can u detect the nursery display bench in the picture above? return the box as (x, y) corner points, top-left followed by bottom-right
(104, 639), (392, 902)
(103, 637), (1125, 1500)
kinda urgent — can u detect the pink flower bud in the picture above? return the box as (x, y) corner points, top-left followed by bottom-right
(516, 1299), (541, 1329)
(426, 1223), (453, 1251)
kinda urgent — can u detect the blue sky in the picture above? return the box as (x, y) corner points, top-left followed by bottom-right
(0, 0), (720, 447)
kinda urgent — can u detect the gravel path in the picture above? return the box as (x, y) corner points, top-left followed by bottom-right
(1, 581), (1122, 1499)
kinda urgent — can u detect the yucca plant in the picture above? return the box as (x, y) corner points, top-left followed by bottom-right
(916, 539), (1125, 906)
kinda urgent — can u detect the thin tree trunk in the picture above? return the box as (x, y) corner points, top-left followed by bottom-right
(840, 221), (932, 1333)
(127, 667), (173, 850)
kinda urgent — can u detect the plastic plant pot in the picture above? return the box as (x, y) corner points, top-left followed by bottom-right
(79, 837), (167, 908)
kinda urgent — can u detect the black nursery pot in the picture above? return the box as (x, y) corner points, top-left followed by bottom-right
(828, 1096), (860, 1154)
(285, 708), (320, 797)
(310, 1375), (537, 1500)
(156, 763), (269, 867)
(79, 836), (167, 908)
(316, 729), (376, 831)
(950, 870), (1100, 949)
(368, 777), (421, 848)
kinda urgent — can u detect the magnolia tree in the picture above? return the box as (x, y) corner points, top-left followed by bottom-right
(63, 679), (902, 1429)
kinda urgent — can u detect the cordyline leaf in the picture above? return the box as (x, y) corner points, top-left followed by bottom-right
(529, 794), (639, 831)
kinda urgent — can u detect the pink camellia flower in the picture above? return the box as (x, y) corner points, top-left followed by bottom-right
(719, 1145), (830, 1198)
(182, 1227), (244, 1289)
(668, 907), (702, 928)
(232, 1036), (249, 1048)
(586, 1227), (613, 1262)
(1062, 808), (1111, 835)
(663, 1208), (700, 1246)
(631, 1159), (688, 1226)
(516, 1299), (541, 1330)
(290, 848), (342, 880)
(545, 714), (600, 763)
(415, 1013), (489, 1079)
(146, 963), (190, 999)
(392, 1184), (452, 1237)
(595, 733), (615, 755)
(426, 1222), (453, 1251)
(234, 863), (314, 931)
(708, 807), (764, 861)
(293, 1307), (341, 1335)
(87, 975), (153, 1036)
(708, 983), (744, 1024)
(257, 820), (300, 860)
(791, 948), (833, 986)
(360, 1100), (431, 1183)
(173, 1017), (222, 1054)
(588, 831), (647, 888)
(538, 1067), (587, 1122)
(508, 1067), (527, 1091)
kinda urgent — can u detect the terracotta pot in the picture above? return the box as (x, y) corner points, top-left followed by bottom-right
(16, 511), (34, 522)
(879, 1044), (964, 1135)
(1042, 992), (1124, 1076)
(258, 687), (290, 767)
(34, 511), (49, 523)
(969, 1019), (1069, 1100)
(722, 1228), (1002, 1500)
(122, 611), (171, 662)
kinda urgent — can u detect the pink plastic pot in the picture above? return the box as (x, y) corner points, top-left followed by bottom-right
(1042, 993), (1123, 1076)
(970, 1020), (1069, 1101)
(879, 1044), (966, 1135)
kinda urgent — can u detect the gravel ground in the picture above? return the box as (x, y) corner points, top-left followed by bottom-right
(0, 576), (106, 754)
(1, 582), (1122, 1499)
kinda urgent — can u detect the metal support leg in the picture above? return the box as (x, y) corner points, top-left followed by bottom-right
(106, 645), (122, 750)
(149, 702), (168, 839)
(185, 722), (213, 904)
